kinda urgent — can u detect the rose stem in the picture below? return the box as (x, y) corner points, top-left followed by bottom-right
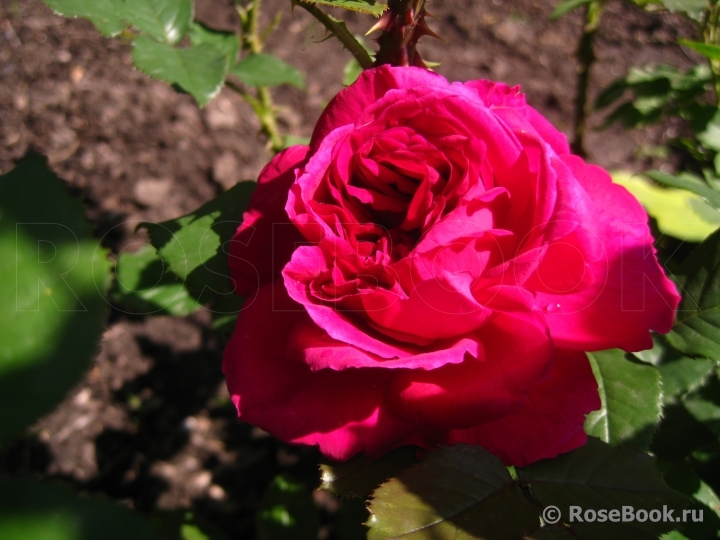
(702, 2), (720, 105)
(293, 0), (374, 69)
(227, 0), (285, 153)
(374, 0), (430, 68)
(571, 0), (603, 158)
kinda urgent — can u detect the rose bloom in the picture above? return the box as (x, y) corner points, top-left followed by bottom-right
(223, 66), (678, 466)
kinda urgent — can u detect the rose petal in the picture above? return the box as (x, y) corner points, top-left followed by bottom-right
(288, 318), (482, 370)
(363, 271), (493, 340)
(387, 308), (553, 429)
(464, 79), (571, 155)
(533, 156), (680, 351)
(223, 282), (422, 460)
(448, 349), (600, 466)
(310, 66), (450, 152)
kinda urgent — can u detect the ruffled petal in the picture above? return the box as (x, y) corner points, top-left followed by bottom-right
(310, 66), (450, 152)
(222, 283), (418, 460)
(288, 318), (481, 371)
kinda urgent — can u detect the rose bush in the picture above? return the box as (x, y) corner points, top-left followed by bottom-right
(223, 66), (679, 466)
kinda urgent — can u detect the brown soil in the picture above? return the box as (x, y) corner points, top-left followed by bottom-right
(0, 0), (700, 538)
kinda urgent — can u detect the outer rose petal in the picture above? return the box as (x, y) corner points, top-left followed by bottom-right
(464, 79), (571, 156)
(228, 146), (309, 296)
(448, 349), (600, 466)
(310, 66), (449, 152)
(388, 308), (554, 429)
(222, 282), (421, 460)
(534, 155), (680, 351)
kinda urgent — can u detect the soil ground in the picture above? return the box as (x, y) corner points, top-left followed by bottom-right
(0, 0), (701, 538)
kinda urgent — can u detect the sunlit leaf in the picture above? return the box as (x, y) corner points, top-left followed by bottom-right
(662, 0), (708, 21)
(0, 154), (112, 443)
(680, 40), (720, 62)
(647, 171), (720, 211)
(189, 23), (239, 62)
(142, 181), (255, 304)
(132, 35), (231, 107)
(584, 350), (663, 449)
(667, 229), (720, 360)
(112, 244), (201, 316)
(123, 0), (193, 44)
(612, 171), (720, 242)
(41, 0), (126, 36)
(230, 54), (305, 89)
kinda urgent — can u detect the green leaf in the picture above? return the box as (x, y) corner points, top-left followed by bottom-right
(41, 0), (127, 36)
(0, 476), (155, 540)
(662, 0), (708, 21)
(651, 403), (717, 460)
(680, 39), (720, 62)
(612, 171), (720, 242)
(667, 229), (720, 360)
(367, 445), (539, 540)
(659, 460), (720, 539)
(297, 0), (387, 16)
(659, 356), (716, 402)
(282, 135), (311, 149)
(368, 441), (687, 539)
(189, 23), (239, 62)
(148, 510), (226, 540)
(257, 475), (319, 540)
(230, 54), (305, 89)
(596, 65), (712, 130)
(142, 181), (255, 303)
(519, 438), (688, 539)
(132, 35), (231, 107)
(320, 446), (419, 498)
(0, 154), (112, 443)
(343, 58), (363, 86)
(342, 35), (372, 86)
(550, 0), (595, 20)
(697, 119), (720, 155)
(111, 244), (201, 316)
(122, 0), (193, 44)
(42, 0), (194, 42)
(647, 171), (720, 211)
(583, 350), (662, 449)
(683, 377), (720, 437)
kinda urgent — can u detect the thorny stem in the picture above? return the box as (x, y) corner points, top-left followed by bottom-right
(571, 0), (602, 157)
(229, 0), (284, 153)
(293, 1), (374, 69)
(374, 0), (428, 67)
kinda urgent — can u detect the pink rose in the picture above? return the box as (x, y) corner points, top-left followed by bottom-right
(223, 66), (679, 466)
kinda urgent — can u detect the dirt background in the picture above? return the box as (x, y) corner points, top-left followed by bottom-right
(0, 0), (700, 538)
